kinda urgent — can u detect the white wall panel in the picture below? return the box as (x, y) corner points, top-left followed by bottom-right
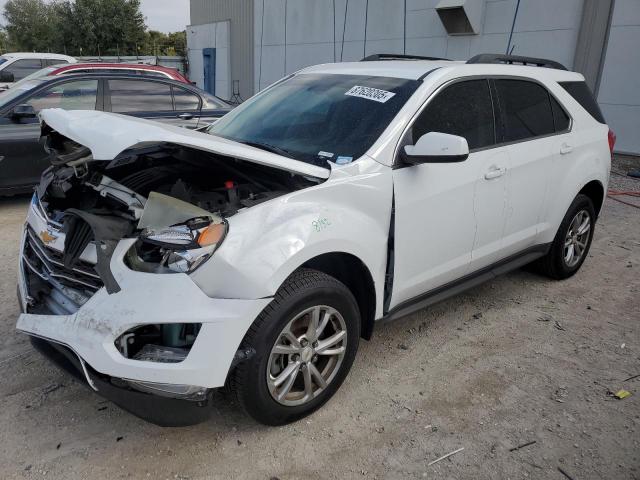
(598, 0), (640, 154)
(187, 21), (231, 100)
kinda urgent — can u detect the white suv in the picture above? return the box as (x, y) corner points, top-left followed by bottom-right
(17, 54), (614, 426)
(0, 53), (77, 90)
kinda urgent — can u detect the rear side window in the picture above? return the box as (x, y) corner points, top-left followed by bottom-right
(495, 80), (554, 142)
(45, 59), (68, 66)
(109, 79), (174, 113)
(550, 96), (570, 132)
(413, 79), (495, 150)
(559, 81), (606, 124)
(173, 86), (200, 111)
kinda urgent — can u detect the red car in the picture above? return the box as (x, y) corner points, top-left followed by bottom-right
(11, 62), (191, 87)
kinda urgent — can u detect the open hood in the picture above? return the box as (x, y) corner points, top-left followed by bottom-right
(39, 109), (330, 180)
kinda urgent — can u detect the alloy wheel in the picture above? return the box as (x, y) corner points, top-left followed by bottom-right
(563, 209), (591, 268)
(267, 305), (347, 406)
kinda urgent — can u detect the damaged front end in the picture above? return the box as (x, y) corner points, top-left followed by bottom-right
(17, 116), (319, 425)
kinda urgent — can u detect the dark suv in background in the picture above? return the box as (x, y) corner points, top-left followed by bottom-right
(0, 73), (231, 195)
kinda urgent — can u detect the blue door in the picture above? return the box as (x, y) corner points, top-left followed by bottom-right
(203, 48), (216, 95)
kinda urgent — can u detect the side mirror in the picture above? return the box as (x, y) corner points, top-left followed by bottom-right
(12, 104), (37, 119)
(402, 132), (469, 165)
(0, 71), (15, 83)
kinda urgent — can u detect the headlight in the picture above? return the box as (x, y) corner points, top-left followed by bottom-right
(126, 217), (227, 274)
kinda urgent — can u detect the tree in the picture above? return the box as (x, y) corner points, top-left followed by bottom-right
(141, 30), (186, 56)
(3, 0), (59, 52)
(0, 28), (12, 54)
(2, 0), (147, 55)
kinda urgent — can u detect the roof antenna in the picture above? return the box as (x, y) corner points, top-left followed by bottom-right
(340, 0), (349, 61)
(506, 0), (521, 54)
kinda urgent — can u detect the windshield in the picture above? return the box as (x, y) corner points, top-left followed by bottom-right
(207, 73), (420, 167)
(0, 79), (45, 106)
(0, 58), (8, 66)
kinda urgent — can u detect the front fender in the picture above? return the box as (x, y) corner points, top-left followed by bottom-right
(189, 157), (393, 318)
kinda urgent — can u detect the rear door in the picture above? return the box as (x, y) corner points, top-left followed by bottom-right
(106, 78), (203, 129)
(493, 79), (558, 256)
(0, 78), (100, 192)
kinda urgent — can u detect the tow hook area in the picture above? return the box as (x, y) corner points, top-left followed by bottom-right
(231, 347), (256, 370)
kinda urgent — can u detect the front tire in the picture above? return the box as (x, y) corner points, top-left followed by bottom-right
(231, 269), (360, 426)
(536, 194), (596, 279)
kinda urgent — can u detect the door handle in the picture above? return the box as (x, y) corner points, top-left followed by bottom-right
(484, 166), (506, 180)
(560, 143), (573, 155)
(178, 113), (194, 120)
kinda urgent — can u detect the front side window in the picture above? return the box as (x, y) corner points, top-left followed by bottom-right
(27, 80), (98, 113)
(412, 79), (495, 150)
(207, 73), (421, 167)
(5, 59), (43, 81)
(495, 79), (555, 142)
(109, 79), (173, 113)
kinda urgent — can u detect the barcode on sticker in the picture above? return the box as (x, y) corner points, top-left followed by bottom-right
(345, 85), (396, 103)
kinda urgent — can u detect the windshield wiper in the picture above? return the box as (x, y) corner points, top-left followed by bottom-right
(240, 141), (297, 159)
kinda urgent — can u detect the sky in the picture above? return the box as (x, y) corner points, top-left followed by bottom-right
(0, 0), (191, 33)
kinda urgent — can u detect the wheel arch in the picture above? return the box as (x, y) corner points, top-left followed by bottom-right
(578, 179), (605, 216)
(299, 252), (377, 340)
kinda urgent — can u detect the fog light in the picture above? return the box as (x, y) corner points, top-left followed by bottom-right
(133, 344), (188, 364)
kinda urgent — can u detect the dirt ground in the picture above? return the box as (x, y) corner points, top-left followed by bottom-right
(0, 157), (638, 480)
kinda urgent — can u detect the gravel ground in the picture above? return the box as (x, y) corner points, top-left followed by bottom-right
(0, 157), (638, 480)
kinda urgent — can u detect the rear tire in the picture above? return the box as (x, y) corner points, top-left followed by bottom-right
(535, 194), (596, 279)
(231, 268), (360, 426)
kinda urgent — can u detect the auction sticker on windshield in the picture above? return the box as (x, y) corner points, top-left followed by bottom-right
(345, 85), (396, 103)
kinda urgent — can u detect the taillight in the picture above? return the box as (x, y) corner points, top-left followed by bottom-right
(608, 129), (616, 159)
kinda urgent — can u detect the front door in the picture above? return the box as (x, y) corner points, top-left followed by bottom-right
(391, 78), (506, 309)
(0, 79), (99, 192)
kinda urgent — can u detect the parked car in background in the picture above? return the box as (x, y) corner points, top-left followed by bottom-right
(0, 73), (231, 195)
(0, 53), (76, 90)
(7, 63), (191, 89)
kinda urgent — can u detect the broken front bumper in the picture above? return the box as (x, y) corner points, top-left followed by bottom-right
(17, 199), (271, 425)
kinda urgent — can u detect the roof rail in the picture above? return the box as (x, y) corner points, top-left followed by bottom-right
(361, 53), (450, 62)
(467, 53), (567, 71)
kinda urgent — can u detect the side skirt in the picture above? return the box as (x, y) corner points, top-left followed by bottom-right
(381, 243), (551, 323)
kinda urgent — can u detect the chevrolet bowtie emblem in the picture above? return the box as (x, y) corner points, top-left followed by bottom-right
(39, 230), (58, 245)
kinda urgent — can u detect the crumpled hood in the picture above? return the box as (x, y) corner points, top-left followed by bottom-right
(39, 109), (330, 180)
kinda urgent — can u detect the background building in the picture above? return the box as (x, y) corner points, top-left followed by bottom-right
(188, 0), (640, 155)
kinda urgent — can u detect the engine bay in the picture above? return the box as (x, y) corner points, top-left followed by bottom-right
(40, 130), (318, 223)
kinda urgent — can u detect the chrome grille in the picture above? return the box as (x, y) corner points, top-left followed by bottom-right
(22, 227), (104, 314)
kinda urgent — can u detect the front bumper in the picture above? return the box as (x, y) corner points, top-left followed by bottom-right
(17, 199), (272, 423)
(30, 335), (215, 426)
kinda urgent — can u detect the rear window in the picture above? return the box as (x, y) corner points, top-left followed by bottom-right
(559, 81), (605, 124)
